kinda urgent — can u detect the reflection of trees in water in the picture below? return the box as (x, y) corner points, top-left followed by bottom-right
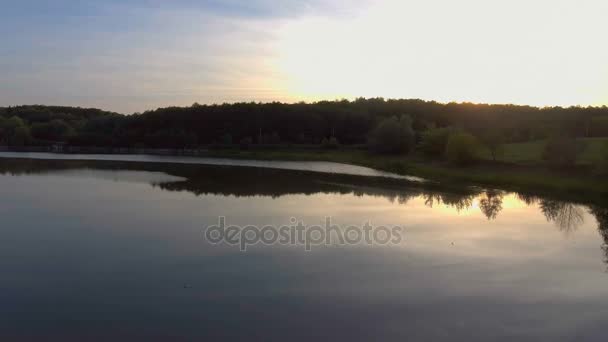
(6, 157), (608, 273)
(351, 188), (419, 205)
(0, 157), (480, 207)
(516, 193), (540, 206)
(383, 192), (417, 205)
(540, 200), (585, 234)
(423, 194), (440, 208)
(479, 190), (505, 220)
(423, 193), (475, 212)
(5, 157), (608, 269)
(589, 206), (608, 265)
(3, 157), (608, 239)
(425, 190), (505, 220)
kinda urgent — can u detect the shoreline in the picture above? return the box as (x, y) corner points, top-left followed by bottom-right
(0, 150), (425, 182)
(180, 148), (608, 204)
(1, 148), (607, 204)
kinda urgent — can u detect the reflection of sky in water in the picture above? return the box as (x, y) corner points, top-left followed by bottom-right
(43, 169), (187, 184)
(0, 163), (607, 341)
(0, 152), (422, 180)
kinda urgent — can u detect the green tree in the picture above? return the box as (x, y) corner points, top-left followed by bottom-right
(479, 129), (505, 162)
(367, 115), (415, 154)
(1, 116), (32, 146)
(419, 127), (453, 157)
(445, 132), (479, 165)
(31, 119), (74, 142)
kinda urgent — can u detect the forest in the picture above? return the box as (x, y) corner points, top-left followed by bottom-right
(1, 99), (608, 169)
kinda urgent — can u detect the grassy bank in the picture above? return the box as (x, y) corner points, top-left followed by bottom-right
(199, 147), (608, 203)
(478, 137), (608, 165)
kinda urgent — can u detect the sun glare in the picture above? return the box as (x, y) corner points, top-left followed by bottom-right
(275, 0), (608, 106)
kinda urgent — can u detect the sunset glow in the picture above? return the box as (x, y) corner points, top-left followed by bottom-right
(275, 0), (608, 107)
(1, 0), (607, 112)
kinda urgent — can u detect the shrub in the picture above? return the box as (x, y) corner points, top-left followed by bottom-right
(445, 132), (480, 165)
(367, 116), (415, 154)
(542, 136), (580, 167)
(419, 127), (453, 157)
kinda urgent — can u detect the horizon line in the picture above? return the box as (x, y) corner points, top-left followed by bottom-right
(2, 97), (608, 115)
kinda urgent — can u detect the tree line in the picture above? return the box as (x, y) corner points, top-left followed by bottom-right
(1, 99), (608, 166)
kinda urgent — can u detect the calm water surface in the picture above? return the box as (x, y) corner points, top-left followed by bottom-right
(0, 158), (607, 341)
(0, 152), (422, 180)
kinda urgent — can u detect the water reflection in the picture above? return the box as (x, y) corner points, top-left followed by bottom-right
(423, 192), (474, 212)
(515, 193), (587, 234)
(478, 190), (505, 220)
(2, 158), (608, 340)
(0, 157), (607, 261)
(540, 200), (585, 234)
(589, 206), (608, 265)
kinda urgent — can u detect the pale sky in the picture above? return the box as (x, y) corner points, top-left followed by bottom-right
(1, 0), (607, 113)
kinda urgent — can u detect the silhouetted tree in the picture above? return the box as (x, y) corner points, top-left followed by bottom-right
(367, 115), (415, 154)
(1, 101), (608, 151)
(479, 129), (505, 162)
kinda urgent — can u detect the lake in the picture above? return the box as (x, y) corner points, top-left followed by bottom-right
(1, 156), (607, 341)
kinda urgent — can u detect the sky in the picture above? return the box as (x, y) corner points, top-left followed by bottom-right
(1, 0), (607, 113)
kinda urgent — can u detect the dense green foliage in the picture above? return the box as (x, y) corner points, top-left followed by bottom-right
(0, 116), (32, 146)
(31, 119), (74, 142)
(367, 116), (415, 154)
(2, 99), (608, 174)
(419, 127), (454, 157)
(2, 99), (608, 149)
(445, 132), (480, 165)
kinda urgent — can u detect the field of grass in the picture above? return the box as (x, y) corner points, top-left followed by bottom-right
(478, 140), (546, 164)
(578, 138), (608, 164)
(479, 138), (608, 165)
